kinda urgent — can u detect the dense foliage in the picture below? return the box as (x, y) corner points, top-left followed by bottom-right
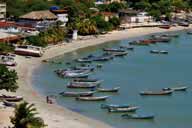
(11, 102), (46, 128)
(0, 65), (18, 92)
(126, 0), (192, 20)
(26, 26), (66, 47)
(0, 43), (14, 53)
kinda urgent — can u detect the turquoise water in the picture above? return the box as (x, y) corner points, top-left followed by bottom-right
(33, 31), (192, 128)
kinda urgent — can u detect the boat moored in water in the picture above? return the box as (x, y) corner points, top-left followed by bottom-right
(108, 106), (139, 112)
(76, 96), (109, 101)
(97, 87), (120, 92)
(59, 91), (95, 97)
(122, 114), (155, 120)
(101, 104), (130, 109)
(67, 84), (97, 89)
(162, 86), (188, 91)
(140, 90), (173, 96)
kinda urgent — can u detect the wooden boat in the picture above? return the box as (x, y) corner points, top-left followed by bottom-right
(0, 95), (23, 102)
(119, 46), (134, 50)
(0, 55), (17, 66)
(101, 104), (130, 109)
(59, 91), (94, 97)
(97, 87), (120, 92)
(69, 66), (95, 71)
(150, 50), (168, 54)
(178, 22), (189, 27)
(162, 34), (179, 38)
(187, 31), (192, 35)
(3, 100), (16, 107)
(103, 48), (125, 52)
(76, 96), (109, 101)
(76, 58), (92, 63)
(111, 51), (128, 57)
(163, 86), (188, 91)
(71, 80), (102, 86)
(67, 84), (97, 89)
(73, 78), (102, 83)
(108, 106), (139, 112)
(159, 25), (171, 29)
(159, 50), (168, 54)
(92, 54), (114, 61)
(60, 70), (91, 78)
(15, 45), (43, 57)
(129, 41), (150, 46)
(140, 90), (173, 96)
(150, 50), (160, 54)
(122, 114), (154, 119)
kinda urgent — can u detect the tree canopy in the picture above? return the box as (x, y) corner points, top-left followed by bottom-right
(11, 101), (46, 128)
(0, 65), (18, 92)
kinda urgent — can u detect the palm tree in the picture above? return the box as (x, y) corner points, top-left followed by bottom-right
(10, 102), (46, 128)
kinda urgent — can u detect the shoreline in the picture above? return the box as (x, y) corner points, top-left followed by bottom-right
(2, 26), (190, 128)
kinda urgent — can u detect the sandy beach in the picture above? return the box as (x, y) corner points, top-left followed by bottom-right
(0, 26), (190, 128)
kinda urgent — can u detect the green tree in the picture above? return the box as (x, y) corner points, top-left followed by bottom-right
(11, 102), (46, 128)
(109, 17), (120, 28)
(0, 43), (14, 53)
(0, 65), (18, 92)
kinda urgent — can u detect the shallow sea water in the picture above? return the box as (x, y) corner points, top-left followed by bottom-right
(33, 30), (192, 128)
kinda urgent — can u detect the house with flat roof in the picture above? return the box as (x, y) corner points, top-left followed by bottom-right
(119, 9), (153, 24)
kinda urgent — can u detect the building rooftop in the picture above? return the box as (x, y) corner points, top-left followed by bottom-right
(20, 10), (57, 21)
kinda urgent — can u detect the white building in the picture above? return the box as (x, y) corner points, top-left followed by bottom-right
(129, 12), (153, 23)
(0, 3), (6, 19)
(50, 9), (68, 26)
(119, 9), (153, 24)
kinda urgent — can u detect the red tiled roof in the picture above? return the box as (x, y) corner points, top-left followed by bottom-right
(0, 35), (24, 42)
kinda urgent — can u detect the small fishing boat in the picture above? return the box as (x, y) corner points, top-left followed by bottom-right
(150, 50), (160, 54)
(163, 86), (188, 91)
(15, 45), (43, 57)
(122, 114), (155, 120)
(103, 48), (125, 52)
(59, 91), (95, 97)
(119, 46), (134, 50)
(0, 95), (23, 102)
(0, 55), (17, 66)
(70, 66), (95, 71)
(159, 50), (168, 54)
(187, 31), (192, 35)
(159, 25), (171, 29)
(92, 54), (114, 61)
(71, 79), (102, 86)
(101, 104), (130, 109)
(76, 96), (109, 101)
(108, 106), (139, 112)
(67, 83), (97, 89)
(111, 51), (128, 57)
(97, 87), (120, 92)
(3, 100), (16, 107)
(76, 58), (92, 63)
(73, 78), (102, 83)
(178, 22), (189, 27)
(129, 41), (150, 46)
(162, 34), (179, 38)
(140, 90), (173, 96)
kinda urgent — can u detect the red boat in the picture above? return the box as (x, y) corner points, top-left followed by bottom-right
(159, 25), (171, 29)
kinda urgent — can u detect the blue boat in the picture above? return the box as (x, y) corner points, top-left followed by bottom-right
(101, 104), (130, 109)
(122, 114), (155, 119)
